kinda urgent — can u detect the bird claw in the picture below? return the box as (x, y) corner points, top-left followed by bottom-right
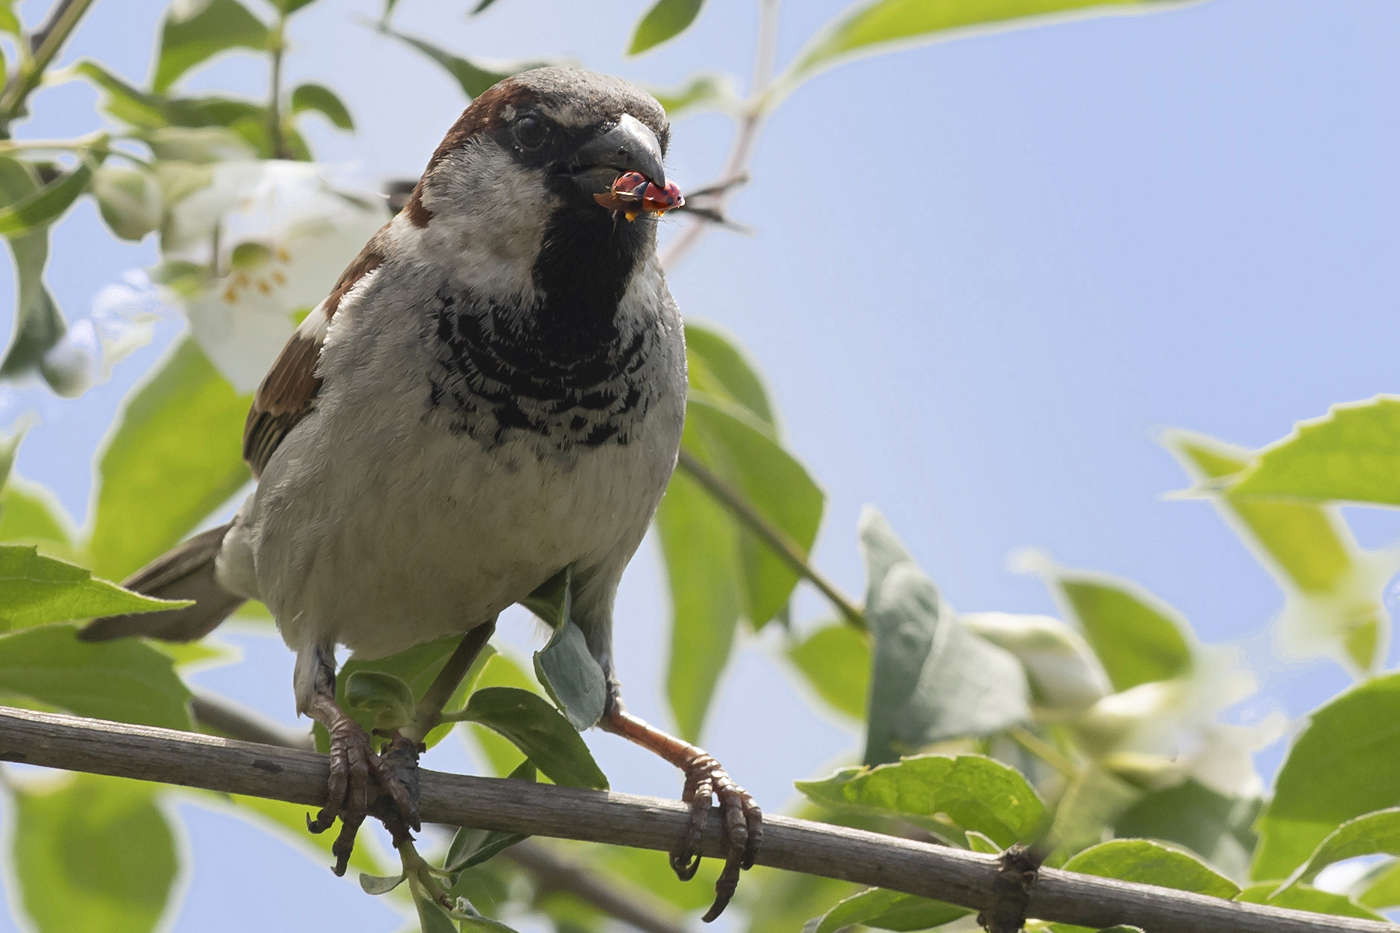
(306, 711), (420, 875)
(670, 752), (762, 922)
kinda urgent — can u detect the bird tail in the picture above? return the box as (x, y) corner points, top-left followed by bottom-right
(79, 523), (247, 643)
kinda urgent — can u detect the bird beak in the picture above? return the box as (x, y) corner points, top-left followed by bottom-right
(565, 113), (668, 195)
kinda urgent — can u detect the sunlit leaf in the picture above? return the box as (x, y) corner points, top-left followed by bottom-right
(860, 510), (1028, 764)
(1279, 808), (1400, 893)
(0, 157), (66, 387)
(0, 624), (192, 729)
(290, 82), (354, 130)
(13, 775), (178, 933)
(1113, 779), (1260, 882)
(782, 0), (1191, 92)
(1060, 840), (1239, 913)
(796, 754), (1044, 848)
(803, 887), (968, 933)
(685, 322), (774, 427)
(0, 162), (93, 237)
(1253, 672), (1400, 880)
(628, 0), (703, 55)
(87, 337), (251, 580)
(0, 480), (75, 557)
(92, 166), (163, 241)
(153, 0), (270, 93)
(458, 686), (608, 789)
(1049, 763), (1142, 857)
(0, 545), (187, 630)
(1164, 429), (1394, 674)
(786, 622), (870, 720)
(1236, 882), (1384, 921)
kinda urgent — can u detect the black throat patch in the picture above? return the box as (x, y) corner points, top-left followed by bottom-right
(425, 206), (658, 458)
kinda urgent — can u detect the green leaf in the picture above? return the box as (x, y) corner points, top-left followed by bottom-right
(1253, 673), (1400, 880)
(1113, 779), (1260, 882)
(1354, 859), (1400, 910)
(382, 29), (541, 99)
(0, 481), (76, 557)
(465, 650), (541, 775)
(1043, 569), (1192, 692)
(646, 73), (738, 118)
(1048, 763), (1142, 857)
(803, 887), (968, 933)
(0, 0), (17, 34)
(1229, 397), (1400, 506)
(0, 624), (192, 729)
(471, 0), (502, 12)
(0, 162), (93, 237)
(458, 686), (607, 789)
(153, 0), (270, 93)
(1237, 882), (1384, 921)
(685, 322), (774, 427)
(786, 622), (870, 720)
(962, 612), (1108, 714)
(13, 775), (178, 933)
(1280, 808), (1400, 891)
(276, 0), (319, 14)
(87, 338), (251, 580)
(796, 754), (1045, 848)
(445, 760), (535, 873)
(687, 394), (824, 628)
(1164, 429), (1393, 673)
(290, 83), (354, 130)
(415, 889), (461, 933)
(333, 635), (492, 751)
(358, 871), (406, 895)
(533, 620), (606, 731)
(628, 0), (703, 55)
(656, 463), (740, 742)
(344, 670), (416, 731)
(783, 0), (1190, 90)
(0, 545), (188, 630)
(749, 871), (863, 933)
(92, 166), (163, 242)
(859, 510), (1029, 764)
(0, 157), (66, 385)
(1063, 839), (1239, 898)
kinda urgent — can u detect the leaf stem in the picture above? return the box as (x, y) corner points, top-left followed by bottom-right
(267, 15), (290, 160)
(659, 0), (781, 269)
(676, 447), (866, 629)
(408, 619), (496, 741)
(1008, 726), (1078, 779)
(0, 0), (99, 137)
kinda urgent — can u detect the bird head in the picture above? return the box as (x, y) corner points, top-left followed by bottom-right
(401, 67), (677, 310)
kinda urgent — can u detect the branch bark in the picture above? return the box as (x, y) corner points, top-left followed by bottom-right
(0, 706), (1390, 933)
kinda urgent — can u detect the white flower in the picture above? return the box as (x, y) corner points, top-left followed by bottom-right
(167, 161), (387, 392)
(41, 269), (174, 397)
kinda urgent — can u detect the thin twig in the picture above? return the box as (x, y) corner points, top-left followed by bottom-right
(660, 0), (781, 269)
(267, 17), (290, 160)
(0, 0), (98, 135)
(0, 707), (1389, 933)
(677, 448), (866, 629)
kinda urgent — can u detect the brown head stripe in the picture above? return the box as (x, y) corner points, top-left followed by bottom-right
(402, 79), (540, 229)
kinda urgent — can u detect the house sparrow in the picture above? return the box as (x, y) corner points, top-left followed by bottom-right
(82, 67), (760, 920)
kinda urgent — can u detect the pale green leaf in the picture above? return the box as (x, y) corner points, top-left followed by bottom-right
(962, 612), (1108, 714)
(685, 321), (774, 427)
(1237, 882), (1384, 921)
(533, 619), (606, 730)
(93, 166), (163, 241)
(647, 73), (738, 118)
(0, 545), (188, 630)
(1062, 839), (1239, 902)
(1113, 779), (1260, 882)
(803, 887), (968, 933)
(796, 754), (1044, 848)
(87, 337), (251, 580)
(1253, 672), (1400, 880)
(0, 157), (66, 385)
(0, 479), (76, 558)
(0, 163), (93, 237)
(290, 83), (354, 131)
(1281, 808), (1400, 891)
(1045, 570), (1192, 692)
(382, 29), (541, 99)
(0, 624), (192, 728)
(628, 0), (703, 55)
(153, 0), (270, 93)
(344, 670), (416, 731)
(1049, 763), (1142, 857)
(14, 775), (178, 933)
(358, 871), (406, 895)
(784, 0), (1190, 89)
(786, 622), (870, 720)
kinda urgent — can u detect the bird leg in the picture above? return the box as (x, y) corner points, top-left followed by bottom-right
(304, 654), (419, 875)
(600, 691), (761, 922)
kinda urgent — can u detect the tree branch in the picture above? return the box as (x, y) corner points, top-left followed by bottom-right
(0, 706), (1389, 933)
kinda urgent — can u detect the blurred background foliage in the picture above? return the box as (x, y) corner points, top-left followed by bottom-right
(0, 0), (1397, 931)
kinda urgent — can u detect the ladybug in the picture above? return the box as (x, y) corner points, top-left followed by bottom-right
(593, 171), (685, 221)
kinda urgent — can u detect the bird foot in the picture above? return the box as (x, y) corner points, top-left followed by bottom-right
(672, 752), (762, 923)
(306, 705), (420, 875)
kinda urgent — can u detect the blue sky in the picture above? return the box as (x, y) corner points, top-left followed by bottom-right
(2, 0), (1399, 929)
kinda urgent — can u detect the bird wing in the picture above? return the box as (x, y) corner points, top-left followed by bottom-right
(242, 239), (385, 477)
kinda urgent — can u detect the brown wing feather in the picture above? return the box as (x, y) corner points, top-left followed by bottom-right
(241, 244), (385, 477)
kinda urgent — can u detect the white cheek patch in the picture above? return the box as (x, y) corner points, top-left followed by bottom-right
(406, 142), (553, 304)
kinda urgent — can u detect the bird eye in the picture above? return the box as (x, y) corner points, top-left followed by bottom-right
(512, 116), (546, 150)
